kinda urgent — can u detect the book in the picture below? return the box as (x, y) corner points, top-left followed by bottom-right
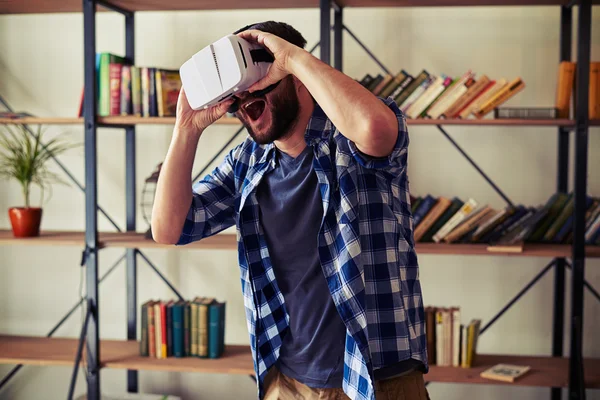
(395, 70), (429, 107)
(208, 301), (226, 359)
(475, 77), (526, 118)
(443, 75), (491, 118)
(414, 197), (452, 242)
(459, 79), (507, 119)
(433, 198), (478, 243)
(590, 62), (600, 119)
(155, 69), (181, 117)
(480, 364), (531, 382)
(555, 61), (576, 118)
(494, 107), (557, 119)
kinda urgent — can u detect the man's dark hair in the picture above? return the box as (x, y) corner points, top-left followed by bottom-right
(236, 21), (307, 49)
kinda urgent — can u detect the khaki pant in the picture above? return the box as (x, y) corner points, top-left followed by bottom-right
(263, 367), (430, 400)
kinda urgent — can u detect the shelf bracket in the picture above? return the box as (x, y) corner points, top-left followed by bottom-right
(436, 124), (515, 208)
(479, 259), (555, 335)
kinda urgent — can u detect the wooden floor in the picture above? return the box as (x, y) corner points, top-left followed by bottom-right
(1, 335), (599, 387)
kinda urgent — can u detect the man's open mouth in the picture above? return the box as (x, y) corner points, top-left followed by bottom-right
(242, 99), (266, 122)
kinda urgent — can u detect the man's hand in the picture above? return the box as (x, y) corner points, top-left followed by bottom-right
(175, 87), (234, 135)
(237, 29), (303, 93)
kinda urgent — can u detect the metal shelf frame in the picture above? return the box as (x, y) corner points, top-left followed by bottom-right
(0, 1), (596, 400)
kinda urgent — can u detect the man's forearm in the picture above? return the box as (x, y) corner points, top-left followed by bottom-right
(151, 128), (200, 244)
(287, 50), (399, 157)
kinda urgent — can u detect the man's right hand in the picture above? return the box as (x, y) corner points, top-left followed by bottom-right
(175, 87), (235, 135)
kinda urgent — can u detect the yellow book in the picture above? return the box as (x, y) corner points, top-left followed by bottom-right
(475, 77), (525, 118)
(590, 62), (600, 119)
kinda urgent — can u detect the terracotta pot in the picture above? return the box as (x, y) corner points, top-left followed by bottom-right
(8, 207), (43, 237)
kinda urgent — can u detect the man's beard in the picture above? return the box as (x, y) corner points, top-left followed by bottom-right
(241, 77), (301, 145)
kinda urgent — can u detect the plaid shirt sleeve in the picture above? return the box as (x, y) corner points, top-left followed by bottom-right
(345, 96), (408, 175)
(176, 147), (240, 246)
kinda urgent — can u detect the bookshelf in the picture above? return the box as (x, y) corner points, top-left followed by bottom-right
(0, 1), (597, 400)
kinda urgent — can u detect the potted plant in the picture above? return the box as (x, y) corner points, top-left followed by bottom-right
(0, 124), (75, 237)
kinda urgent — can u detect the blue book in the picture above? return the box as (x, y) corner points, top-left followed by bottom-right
(172, 301), (185, 358)
(413, 195), (437, 228)
(208, 302), (226, 359)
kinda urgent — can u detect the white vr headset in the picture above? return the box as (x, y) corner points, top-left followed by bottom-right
(180, 31), (278, 113)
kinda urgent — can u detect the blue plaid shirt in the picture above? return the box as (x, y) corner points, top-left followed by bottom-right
(177, 97), (428, 400)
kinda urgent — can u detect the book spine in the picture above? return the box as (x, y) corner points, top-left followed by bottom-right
(435, 77), (475, 119)
(444, 75), (491, 118)
(191, 302), (199, 356)
(120, 65), (131, 115)
(555, 61), (576, 118)
(160, 302), (167, 358)
(148, 302), (155, 358)
(141, 67), (150, 117)
(154, 302), (162, 359)
(208, 304), (222, 359)
(412, 195), (437, 228)
(452, 308), (461, 367)
(156, 69), (164, 117)
(590, 62), (600, 119)
(414, 197), (452, 242)
(149, 67), (158, 117)
(199, 303), (209, 357)
(400, 76), (433, 113)
(131, 66), (142, 116)
(395, 71), (429, 107)
(460, 79), (507, 119)
(173, 303), (184, 358)
(433, 199), (478, 243)
(166, 303), (173, 357)
(476, 78), (525, 118)
(98, 53), (111, 116)
(184, 301), (191, 356)
(140, 302), (148, 356)
(389, 75), (414, 102)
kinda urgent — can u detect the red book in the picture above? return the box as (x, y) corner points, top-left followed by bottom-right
(109, 63), (122, 116)
(160, 301), (167, 358)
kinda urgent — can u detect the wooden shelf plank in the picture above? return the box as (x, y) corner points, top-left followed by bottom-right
(0, 335), (254, 375)
(2, 336), (599, 387)
(0, 229), (92, 247)
(99, 231), (237, 250)
(100, 340), (254, 375)
(3, 0), (597, 14)
(427, 354), (600, 388)
(1, 230), (599, 257)
(0, 116), (240, 126)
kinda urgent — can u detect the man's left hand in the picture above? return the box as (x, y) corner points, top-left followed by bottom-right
(237, 29), (302, 93)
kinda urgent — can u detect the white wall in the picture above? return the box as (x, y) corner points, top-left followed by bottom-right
(0, 5), (599, 400)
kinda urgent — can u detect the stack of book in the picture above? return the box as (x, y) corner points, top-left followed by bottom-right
(358, 70), (525, 120)
(140, 297), (226, 359)
(424, 306), (481, 368)
(410, 192), (600, 247)
(77, 52), (181, 118)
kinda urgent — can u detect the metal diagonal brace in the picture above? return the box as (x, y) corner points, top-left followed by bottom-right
(138, 251), (185, 301)
(342, 24), (391, 76)
(480, 259), (556, 335)
(67, 299), (93, 400)
(565, 260), (600, 304)
(436, 125), (515, 208)
(0, 253), (126, 392)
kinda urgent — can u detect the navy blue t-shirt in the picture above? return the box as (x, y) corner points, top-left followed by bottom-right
(256, 145), (347, 388)
(256, 144), (425, 388)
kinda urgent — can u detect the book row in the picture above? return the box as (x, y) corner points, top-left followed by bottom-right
(410, 192), (600, 246)
(359, 61), (599, 120)
(77, 52), (182, 118)
(140, 298), (226, 359)
(424, 306), (481, 368)
(357, 69), (525, 120)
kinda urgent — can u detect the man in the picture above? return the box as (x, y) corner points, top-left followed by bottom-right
(151, 21), (428, 400)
